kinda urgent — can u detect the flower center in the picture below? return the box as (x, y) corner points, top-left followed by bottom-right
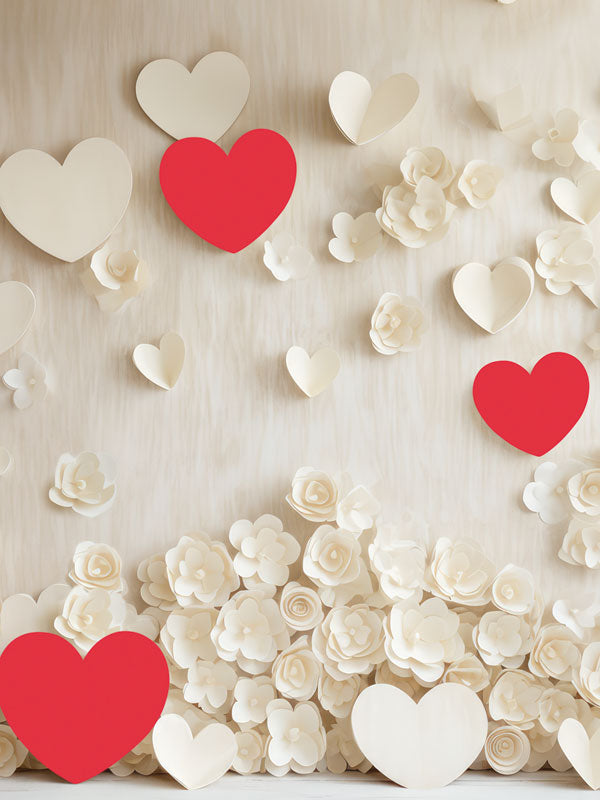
(546, 646), (556, 658)
(195, 568), (206, 580)
(290, 666), (298, 676)
(76, 613), (94, 626)
(243, 626), (252, 635)
(188, 630), (199, 641)
(590, 485), (599, 495)
(548, 127), (560, 141)
(250, 698), (258, 707)
(390, 316), (400, 329)
(349, 627), (356, 636)
(28, 377), (37, 387)
(351, 236), (358, 244)
(240, 748), (248, 756)
(470, 177), (478, 186)
(76, 479), (87, 490)
(107, 253), (128, 278)
(501, 586), (514, 600)
(288, 727), (300, 742)
(555, 486), (564, 495)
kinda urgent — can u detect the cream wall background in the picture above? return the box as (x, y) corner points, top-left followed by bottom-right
(0, 0), (599, 602)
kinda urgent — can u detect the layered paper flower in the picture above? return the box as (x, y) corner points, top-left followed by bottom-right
(532, 109), (579, 167)
(473, 611), (533, 668)
(488, 669), (548, 728)
(263, 232), (313, 281)
(231, 676), (276, 726)
(426, 538), (495, 606)
(328, 212), (383, 263)
(286, 467), (347, 522)
(109, 733), (158, 777)
(0, 584), (70, 652)
(538, 687), (577, 733)
(279, 582), (324, 632)
(336, 485), (380, 534)
(137, 554), (178, 610)
(400, 146), (455, 189)
(312, 604), (385, 680)
(575, 643), (600, 707)
(457, 160), (503, 208)
(165, 533), (239, 608)
(568, 468), (600, 516)
(0, 725), (27, 777)
(49, 451), (116, 517)
(2, 353), (47, 410)
(232, 729), (265, 774)
(159, 607), (218, 668)
(54, 586), (126, 651)
(272, 636), (321, 701)
(376, 177), (455, 248)
(229, 514), (300, 588)
(443, 653), (490, 693)
(81, 241), (151, 312)
(302, 524), (372, 606)
(184, 659), (237, 714)
(369, 292), (428, 355)
(534, 225), (595, 295)
(265, 699), (326, 776)
(553, 596), (600, 641)
(523, 460), (583, 523)
(69, 541), (124, 593)
(492, 565), (535, 615)
(559, 519), (600, 569)
(368, 518), (427, 602)
(574, 120), (600, 169)
(485, 723), (531, 775)
(529, 624), (581, 681)
(325, 717), (370, 774)
(318, 673), (365, 718)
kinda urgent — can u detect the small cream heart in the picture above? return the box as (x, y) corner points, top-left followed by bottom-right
(558, 718), (600, 790)
(452, 257), (533, 334)
(132, 331), (185, 390)
(328, 71), (419, 145)
(153, 716), (236, 790)
(551, 172), (600, 224)
(0, 281), (35, 356)
(351, 683), (487, 789)
(286, 346), (340, 397)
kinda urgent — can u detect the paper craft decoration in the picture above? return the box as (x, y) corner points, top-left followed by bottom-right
(0, 446), (13, 476)
(558, 719), (600, 789)
(285, 346), (341, 397)
(153, 716), (236, 789)
(159, 130), (296, 253)
(472, 352), (589, 456)
(136, 52), (250, 141)
(328, 71), (419, 145)
(0, 138), (132, 262)
(132, 331), (185, 390)
(452, 257), (534, 334)
(551, 173), (600, 225)
(472, 85), (530, 131)
(351, 683), (487, 789)
(0, 281), (35, 355)
(0, 631), (169, 783)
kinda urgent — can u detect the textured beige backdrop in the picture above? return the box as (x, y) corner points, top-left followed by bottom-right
(0, 0), (599, 603)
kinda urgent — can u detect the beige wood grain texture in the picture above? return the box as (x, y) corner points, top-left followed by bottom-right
(0, 0), (599, 603)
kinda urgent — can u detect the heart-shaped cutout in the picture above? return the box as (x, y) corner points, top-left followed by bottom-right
(132, 331), (185, 390)
(328, 71), (419, 145)
(153, 715), (236, 789)
(550, 172), (600, 224)
(472, 352), (589, 456)
(0, 632), (169, 783)
(452, 257), (534, 334)
(0, 281), (35, 355)
(136, 52), (250, 141)
(286, 346), (341, 397)
(159, 129), (296, 253)
(351, 683), (487, 789)
(0, 138), (132, 262)
(558, 718), (600, 789)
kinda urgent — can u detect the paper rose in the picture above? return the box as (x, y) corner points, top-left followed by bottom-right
(265, 699), (326, 776)
(165, 533), (239, 608)
(573, 119), (600, 169)
(286, 467), (348, 523)
(302, 524), (372, 606)
(568, 468), (600, 516)
(443, 653), (491, 693)
(232, 729), (265, 774)
(488, 669), (547, 728)
(473, 611), (533, 668)
(279, 582), (324, 632)
(538, 687), (577, 733)
(229, 514), (300, 588)
(312, 604), (385, 680)
(272, 636), (321, 701)
(457, 160), (503, 209)
(368, 518), (427, 602)
(318, 673), (365, 718)
(68, 541), (124, 593)
(485, 723), (530, 775)
(529, 624), (581, 681)
(325, 717), (370, 774)
(211, 589), (290, 674)
(492, 565), (535, 615)
(531, 109), (579, 167)
(2, 353), (47, 410)
(0, 725), (27, 777)
(159, 607), (217, 668)
(336, 485), (380, 534)
(81, 241), (151, 312)
(384, 597), (464, 683)
(0, 584), (70, 652)
(426, 538), (495, 606)
(263, 232), (313, 281)
(559, 519), (600, 569)
(231, 676), (276, 726)
(523, 460), (584, 523)
(54, 586), (126, 652)
(534, 225), (595, 295)
(183, 659), (237, 714)
(137, 554), (178, 610)
(49, 451), (116, 517)
(328, 212), (383, 263)
(400, 146), (455, 189)
(376, 177), (455, 248)
(369, 292), (428, 355)
(575, 643), (600, 707)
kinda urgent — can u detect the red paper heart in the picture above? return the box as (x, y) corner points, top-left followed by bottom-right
(0, 632), (169, 783)
(159, 129), (296, 253)
(472, 352), (589, 456)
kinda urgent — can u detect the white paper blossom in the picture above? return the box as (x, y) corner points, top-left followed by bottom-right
(559, 519), (600, 569)
(529, 624), (581, 681)
(376, 178), (455, 248)
(229, 514), (300, 588)
(109, 733), (158, 777)
(368, 517), (427, 603)
(232, 729), (265, 774)
(369, 292), (427, 355)
(49, 451), (116, 517)
(473, 611), (533, 668)
(279, 582), (324, 632)
(575, 643), (600, 707)
(328, 212), (383, 263)
(0, 725), (27, 777)
(159, 607), (218, 668)
(303, 524), (372, 606)
(317, 673), (365, 718)
(272, 636), (321, 701)
(534, 225), (595, 295)
(492, 565), (535, 615)
(0, 584), (70, 652)
(485, 723), (530, 775)
(539, 687), (577, 733)
(426, 538), (495, 606)
(81, 241), (151, 312)
(69, 541), (124, 593)
(336, 485), (380, 533)
(312, 604), (385, 680)
(523, 460), (583, 524)
(568, 468), (600, 516)
(2, 353), (47, 410)
(263, 232), (313, 281)
(265, 699), (326, 776)
(137, 554), (178, 610)
(488, 669), (547, 729)
(54, 586), (126, 652)
(165, 533), (239, 609)
(184, 659), (237, 714)
(443, 653), (490, 693)
(553, 596), (600, 641)
(532, 109), (579, 167)
(400, 146), (455, 190)
(457, 160), (503, 208)
(232, 676), (276, 727)
(573, 120), (600, 169)
(325, 717), (370, 774)
(286, 467), (349, 523)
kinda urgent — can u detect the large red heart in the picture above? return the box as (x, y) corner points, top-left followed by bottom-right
(159, 129), (296, 253)
(0, 632), (169, 783)
(472, 352), (589, 456)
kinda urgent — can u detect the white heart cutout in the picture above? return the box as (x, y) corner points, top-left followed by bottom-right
(558, 719), (600, 790)
(351, 683), (487, 789)
(551, 172), (600, 224)
(452, 257), (534, 334)
(0, 281), (35, 356)
(286, 346), (340, 397)
(0, 138), (132, 263)
(133, 331), (185, 390)
(136, 52), (250, 141)
(328, 71), (419, 145)
(153, 715), (236, 790)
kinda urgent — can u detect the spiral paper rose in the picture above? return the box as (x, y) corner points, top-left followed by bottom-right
(529, 624), (581, 681)
(368, 518), (426, 602)
(312, 604), (385, 680)
(485, 723), (531, 775)
(559, 519), (600, 569)
(286, 467), (345, 522)
(427, 538), (495, 606)
(457, 160), (503, 208)
(83, 242), (151, 312)
(400, 146), (455, 189)
(272, 636), (321, 701)
(229, 514), (300, 588)
(279, 582), (324, 632)
(302, 524), (372, 606)
(265, 699), (326, 776)
(492, 565), (535, 615)
(69, 541), (124, 592)
(159, 607), (218, 668)
(488, 669), (548, 728)
(473, 611), (533, 668)
(568, 469), (600, 516)
(369, 292), (428, 355)
(318, 673), (365, 718)
(49, 451), (116, 517)
(377, 178), (455, 248)
(165, 533), (239, 608)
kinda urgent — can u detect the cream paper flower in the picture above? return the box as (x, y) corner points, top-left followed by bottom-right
(523, 460), (584, 523)
(82, 241), (151, 312)
(538, 687), (577, 733)
(328, 212), (383, 263)
(162, 687), (215, 733)
(376, 178), (455, 248)
(535, 224), (596, 295)
(529, 624), (581, 681)
(229, 514), (300, 588)
(2, 353), (47, 410)
(211, 589), (290, 675)
(485, 723), (530, 775)
(369, 292), (428, 355)
(457, 160), (503, 208)
(0, 584), (71, 652)
(318, 673), (365, 718)
(231, 676), (276, 727)
(573, 120), (600, 169)
(553, 595), (600, 641)
(492, 565), (536, 615)
(69, 541), (124, 593)
(488, 669), (548, 729)
(159, 607), (218, 668)
(426, 538), (495, 606)
(184, 659), (237, 714)
(109, 732), (158, 777)
(368, 518), (427, 603)
(375, 660), (428, 699)
(49, 451), (116, 517)
(0, 725), (27, 777)
(263, 232), (313, 281)
(272, 636), (321, 701)
(232, 729), (265, 774)
(575, 642), (600, 707)
(279, 582), (324, 632)
(559, 519), (600, 569)
(568, 468), (600, 516)
(474, 611), (533, 669)
(400, 146), (455, 189)
(54, 586), (126, 652)
(137, 554), (178, 611)
(302, 524), (372, 607)
(165, 533), (239, 609)
(384, 597), (464, 683)
(532, 109), (579, 167)
(443, 652), (491, 693)
(265, 699), (326, 776)
(325, 717), (371, 774)
(286, 467), (350, 523)
(336, 485), (380, 534)
(312, 604), (385, 680)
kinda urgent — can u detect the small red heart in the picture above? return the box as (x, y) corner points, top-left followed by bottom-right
(472, 352), (589, 456)
(159, 129), (296, 253)
(0, 632), (169, 783)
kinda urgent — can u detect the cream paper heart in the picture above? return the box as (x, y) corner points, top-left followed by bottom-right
(286, 346), (341, 397)
(136, 52), (250, 141)
(153, 715), (236, 790)
(0, 281), (35, 356)
(558, 719), (600, 789)
(328, 71), (419, 145)
(132, 331), (185, 390)
(452, 257), (534, 334)
(351, 683), (487, 789)
(551, 172), (600, 224)
(0, 138), (132, 263)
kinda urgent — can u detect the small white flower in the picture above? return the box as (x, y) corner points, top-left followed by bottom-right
(325, 717), (370, 774)
(539, 687), (577, 733)
(232, 729), (265, 774)
(109, 732), (158, 777)
(286, 467), (348, 523)
(159, 607), (218, 669)
(523, 460), (584, 524)
(54, 586), (126, 652)
(369, 292), (428, 355)
(335, 485), (380, 534)
(457, 160), (503, 208)
(81, 240), (151, 312)
(574, 120), (600, 169)
(473, 611), (533, 669)
(568, 468), (600, 516)
(0, 725), (27, 777)
(559, 518), (600, 569)
(265, 699), (326, 776)
(532, 109), (579, 167)
(488, 669), (548, 729)
(535, 224), (596, 295)
(328, 212), (382, 263)
(376, 178), (455, 248)
(137, 554), (178, 610)
(492, 565), (535, 615)
(0, 584), (70, 652)
(368, 516), (427, 603)
(272, 636), (321, 701)
(443, 652), (490, 693)
(279, 582), (324, 632)
(69, 541), (124, 593)
(49, 451), (116, 517)
(426, 538), (495, 606)
(303, 524), (372, 606)
(165, 533), (239, 609)
(575, 642), (600, 707)
(232, 676), (275, 727)
(312, 604), (385, 680)
(529, 624), (581, 681)
(400, 146), (455, 189)
(317, 673), (365, 718)
(485, 723), (530, 775)
(553, 595), (600, 641)
(229, 514), (300, 588)
(184, 659), (237, 714)
(2, 353), (47, 410)
(263, 232), (313, 281)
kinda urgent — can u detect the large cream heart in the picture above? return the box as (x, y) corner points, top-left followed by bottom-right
(558, 719), (600, 789)
(328, 71), (419, 145)
(136, 52), (250, 141)
(132, 331), (185, 390)
(286, 346), (340, 397)
(0, 281), (35, 356)
(551, 172), (600, 224)
(452, 257), (534, 334)
(351, 683), (487, 789)
(0, 138), (132, 263)
(153, 715), (236, 790)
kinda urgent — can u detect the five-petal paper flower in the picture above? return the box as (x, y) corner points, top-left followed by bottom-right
(229, 514), (300, 588)
(369, 292), (428, 355)
(49, 451), (117, 517)
(328, 212), (383, 263)
(2, 353), (47, 410)
(532, 109), (580, 167)
(457, 160), (503, 208)
(377, 177), (455, 248)
(263, 232), (313, 281)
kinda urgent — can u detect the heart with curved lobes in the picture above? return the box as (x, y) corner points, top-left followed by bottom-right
(472, 352), (589, 456)
(159, 129), (296, 253)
